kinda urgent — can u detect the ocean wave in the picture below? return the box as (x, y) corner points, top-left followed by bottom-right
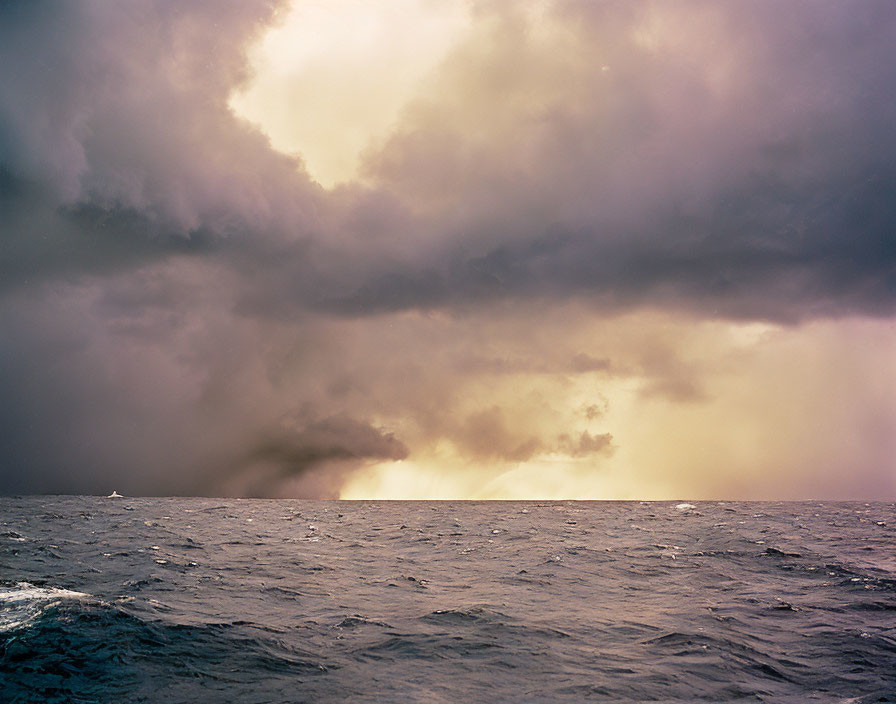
(1, 498), (894, 703)
(0, 582), (90, 633)
(1, 590), (331, 704)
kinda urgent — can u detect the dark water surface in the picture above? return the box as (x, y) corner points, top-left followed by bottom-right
(1, 498), (894, 703)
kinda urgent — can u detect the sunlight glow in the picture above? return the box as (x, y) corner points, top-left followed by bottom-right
(230, 0), (471, 187)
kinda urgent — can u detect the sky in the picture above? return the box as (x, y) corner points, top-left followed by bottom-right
(1, 0), (894, 499)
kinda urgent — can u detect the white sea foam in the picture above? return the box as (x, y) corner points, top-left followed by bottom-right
(0, 582), (90, 633)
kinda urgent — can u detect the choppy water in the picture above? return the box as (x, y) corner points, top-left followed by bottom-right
(1, 498), (894, 703)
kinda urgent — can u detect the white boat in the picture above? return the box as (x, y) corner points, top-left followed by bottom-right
(107, 490), (124, 498)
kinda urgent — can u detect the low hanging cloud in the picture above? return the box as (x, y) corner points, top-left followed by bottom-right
(231, 414), (409, 498)
(451, 406), (614, 464)
(557, 432), (614, 459)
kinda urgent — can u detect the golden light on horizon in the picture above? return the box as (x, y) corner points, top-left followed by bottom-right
(331, 312), (896, 501)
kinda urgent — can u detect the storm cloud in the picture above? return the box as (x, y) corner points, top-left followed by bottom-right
(1, 1), (894, 498)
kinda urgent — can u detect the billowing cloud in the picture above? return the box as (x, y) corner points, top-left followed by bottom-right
(334, 0), (896, 321)
(0, 1), (894, 498)
(231, 414), (409, 498)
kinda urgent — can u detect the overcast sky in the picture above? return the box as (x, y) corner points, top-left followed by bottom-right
(1, 0), (894, 498)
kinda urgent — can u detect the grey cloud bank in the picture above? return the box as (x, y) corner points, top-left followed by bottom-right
(1, 1), (894, 497)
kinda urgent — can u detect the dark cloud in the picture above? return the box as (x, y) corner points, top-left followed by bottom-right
(318, 165), (896, 322)
(2, 1), (894, 321)
(0, 0), (319, 290)
(455, 351), (612, 376)
(1, 1), (895, 497)
(452, 407), (613, 464)
(454, 407), (545, 462)
(582, 401), (607, 421)
(331, 1), (896, 322)
(557, 432), (614, 458)
(639, 378), (705, 404)
(227, 415), (409, 498)
(569, 354), (612, 374)
(0, 175), (220, 293)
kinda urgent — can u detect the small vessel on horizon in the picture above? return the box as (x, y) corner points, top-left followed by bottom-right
(107, 490), (124, 498)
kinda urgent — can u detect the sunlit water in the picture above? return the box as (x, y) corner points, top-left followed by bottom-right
(1, 498), (894, 703)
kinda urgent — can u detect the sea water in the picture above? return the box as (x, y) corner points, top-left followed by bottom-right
(1, 497), (894, 703)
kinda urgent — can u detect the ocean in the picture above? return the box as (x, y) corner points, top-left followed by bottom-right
(1, 497), (894, 703)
